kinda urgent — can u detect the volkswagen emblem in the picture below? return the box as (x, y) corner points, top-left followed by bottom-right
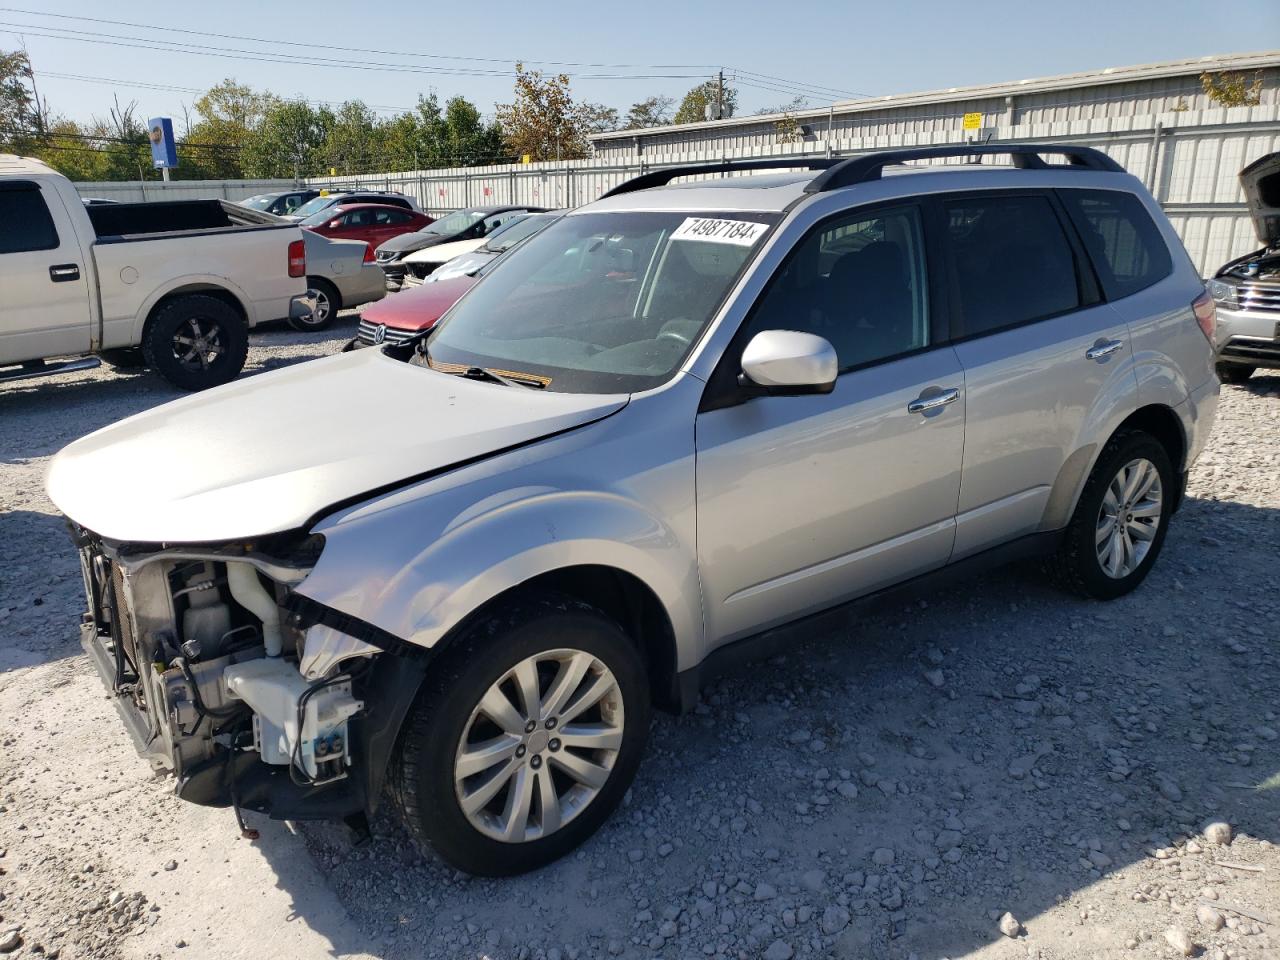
(373, 323), (387, 345)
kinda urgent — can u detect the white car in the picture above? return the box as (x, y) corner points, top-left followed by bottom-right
(398, 235), (488, 287)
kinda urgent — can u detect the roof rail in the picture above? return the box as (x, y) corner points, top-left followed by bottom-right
(805, 143), (1122, 193)
(600, 157), (842, 199)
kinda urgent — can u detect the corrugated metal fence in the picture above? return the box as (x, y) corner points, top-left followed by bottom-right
(307, 104), (1280, 276)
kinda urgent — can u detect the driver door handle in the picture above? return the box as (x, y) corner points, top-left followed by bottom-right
(1086, 338), (1124, 361)
(907, 388), (960, 414)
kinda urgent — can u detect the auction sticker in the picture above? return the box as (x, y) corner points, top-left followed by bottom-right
(671, 217), (770, 246)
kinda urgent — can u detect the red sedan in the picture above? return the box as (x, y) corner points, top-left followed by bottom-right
(352, 274), (478, 347)
(301, 203), (433, 250)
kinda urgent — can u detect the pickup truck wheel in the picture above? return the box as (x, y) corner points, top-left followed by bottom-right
(290, 278), (339, 331)
(390, 595), (650, 876)
(1047, 430), (1174, 600)
(98, 347), (146, 369)
(142, 295), (248, 391)
(1215, 362), (1255, 384)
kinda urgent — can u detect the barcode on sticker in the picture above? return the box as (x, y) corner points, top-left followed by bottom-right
(670, 217), (769, 246)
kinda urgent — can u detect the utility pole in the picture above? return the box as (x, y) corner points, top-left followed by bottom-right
(716, 70), (724, 122)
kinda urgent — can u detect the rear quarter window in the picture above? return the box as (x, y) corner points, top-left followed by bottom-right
(0, 186), (59, 254)
(1060, 189), (1172, 300)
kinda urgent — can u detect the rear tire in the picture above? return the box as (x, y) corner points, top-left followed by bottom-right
(390, 595), (651, 876)
(1215, 362), (1255, 384)
(291, 278), (340, 331)
(1047, 430), (1174, 600)
(142, 294), (248, 391)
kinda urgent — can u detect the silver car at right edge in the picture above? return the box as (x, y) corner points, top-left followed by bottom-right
(1205, 152), (1280, 383)
(48, 144), (1219, 878)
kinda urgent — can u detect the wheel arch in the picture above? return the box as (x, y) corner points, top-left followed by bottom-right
(1043, 402), (1188, 530)
(139, 282), (250, 344)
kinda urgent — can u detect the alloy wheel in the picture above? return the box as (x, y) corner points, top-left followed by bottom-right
(453, 648), (624, 843)
(170, 317), (225, 373)
(308, 288), (331, 325)
(1095, 457), (1163, 579)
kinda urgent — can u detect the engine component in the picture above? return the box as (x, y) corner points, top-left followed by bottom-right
(177, 563), (232, 657)
(223, 658), (362, 783)
(227, 562), (283, 656)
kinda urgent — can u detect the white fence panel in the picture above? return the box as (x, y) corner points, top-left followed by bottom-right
(72, 179), (295, 203)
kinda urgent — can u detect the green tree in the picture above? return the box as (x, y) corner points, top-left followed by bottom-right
(242, 100), (331, 179)
(495, 63), (594, 161)
(0, 49), (39, 151)
(624, 95), (674, 129)
(674, 79), (738, 124)
(185, 79), (276, 178)
(1200, 71), (1263, 108)
(580, 102), (619, 135)
(323, 100), (379, 175)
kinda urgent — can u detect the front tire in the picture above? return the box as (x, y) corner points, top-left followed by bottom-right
(291, 278), (340, 331)
(390, 596), (651, 876)
(1215, 362), (1255, 385)
(1047, 430), (1174, 600)
(142, 294), (248, 391)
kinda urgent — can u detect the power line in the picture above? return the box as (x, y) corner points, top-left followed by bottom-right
(0, 7), (727, 72)
(2, 7), (870, 100)
(0, 21), (709, 81)
(39, 70), (424, 117)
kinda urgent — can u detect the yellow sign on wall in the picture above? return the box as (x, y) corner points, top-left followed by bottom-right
(962, 112), (983, 131)
(521, 154), (532, 164)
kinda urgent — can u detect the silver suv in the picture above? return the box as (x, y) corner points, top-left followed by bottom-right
(1205, 152), (1280, 383)
(49, 144), (1220, 876)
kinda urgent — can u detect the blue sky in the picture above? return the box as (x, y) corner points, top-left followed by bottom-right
(5, 0), (1278, 126)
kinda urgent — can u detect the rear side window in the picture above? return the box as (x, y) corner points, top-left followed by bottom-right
(1060, 189), (1172, 300)
(0, 187), (59, 254)
(943, 194), (1080, 337)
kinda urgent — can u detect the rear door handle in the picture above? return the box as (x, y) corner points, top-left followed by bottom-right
(49, 263), (80, 283)
(907, 387), (960, 414)
(1086, 338), (1124, 361)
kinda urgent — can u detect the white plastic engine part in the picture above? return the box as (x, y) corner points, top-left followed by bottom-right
(226, 562), (283, 657)
(223, 658), (362, 781)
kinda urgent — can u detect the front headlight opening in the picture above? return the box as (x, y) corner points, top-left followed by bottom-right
(1206, 278), (1238, 309)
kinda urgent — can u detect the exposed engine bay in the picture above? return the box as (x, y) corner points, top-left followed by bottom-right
(73, 529), (390, 828)
(1219, 246), (1280, 281)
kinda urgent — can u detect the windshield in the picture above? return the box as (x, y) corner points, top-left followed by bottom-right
(481, 214), (546, 252)
(300, 206), (345, 227)
(424, 209), (486, 236)
(292, 195), (340, 218)
(423, 210), (778, 393)
(239, 195), (273, 210)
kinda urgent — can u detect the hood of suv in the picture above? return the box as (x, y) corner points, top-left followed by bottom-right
(1241, 152), (1280, 246)
(47, 350), (628, 544)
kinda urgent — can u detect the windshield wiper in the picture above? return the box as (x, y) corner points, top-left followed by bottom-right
(457, 366), (546, 389)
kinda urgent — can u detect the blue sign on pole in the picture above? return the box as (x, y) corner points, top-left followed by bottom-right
(148, 117), (178, 169)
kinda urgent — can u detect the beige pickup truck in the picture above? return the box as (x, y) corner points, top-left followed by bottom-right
(1, 155), (315, 391)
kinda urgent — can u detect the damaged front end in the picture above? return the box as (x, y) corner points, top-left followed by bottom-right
(73, 526), (424, 831)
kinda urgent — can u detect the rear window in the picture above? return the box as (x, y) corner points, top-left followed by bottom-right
(1060, 189), (1172, 300)
(0, 186), (59, 254)
(942, 193), (1081, 338)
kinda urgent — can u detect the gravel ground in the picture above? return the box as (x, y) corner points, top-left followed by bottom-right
(1, 316), (1277, 960)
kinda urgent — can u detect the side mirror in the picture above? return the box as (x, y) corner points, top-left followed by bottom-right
(739, 330), (838, 396)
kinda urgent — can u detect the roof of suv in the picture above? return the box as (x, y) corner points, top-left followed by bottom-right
(583, 144), (1138, 215)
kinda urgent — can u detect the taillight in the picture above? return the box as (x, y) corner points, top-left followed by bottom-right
(1192, 289), (1216, 342)
(288, 239), (306, 278)
(363, 243), (375, 264)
